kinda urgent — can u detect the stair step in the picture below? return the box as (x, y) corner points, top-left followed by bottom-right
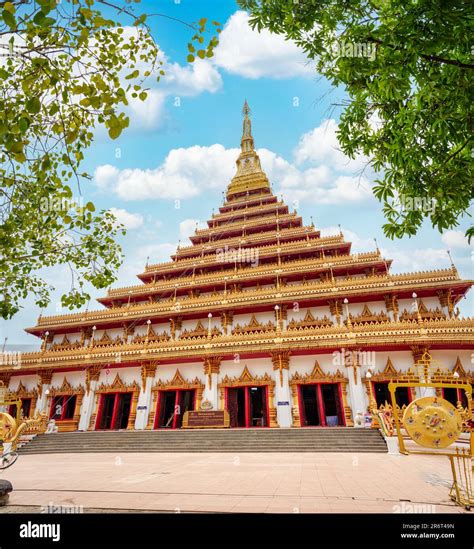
(19, 428), (387, 455)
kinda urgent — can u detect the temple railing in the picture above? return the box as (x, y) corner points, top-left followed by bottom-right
(32, 268), (463, 329)
(193, 211), (300, 237)
(173, 225), (318, 257)
(13, 318), (474, 370)
(210, 200), (286, 223)
(105, 251), (383, 300)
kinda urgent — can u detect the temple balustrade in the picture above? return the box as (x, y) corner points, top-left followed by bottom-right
(30, 267), (464, 334)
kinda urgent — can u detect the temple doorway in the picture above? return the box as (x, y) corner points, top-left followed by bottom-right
(97, 392), (132, 430)
(373, 382), (411, 407)
(155, 389), (195, 429)
(299, 383), (344, 427)
(226, 386), (268, 428)
(9, 398), (32, 419)
(443, 387), (468, 408)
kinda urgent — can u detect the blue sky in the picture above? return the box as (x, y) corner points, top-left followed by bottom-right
(1, 0), (472, 347)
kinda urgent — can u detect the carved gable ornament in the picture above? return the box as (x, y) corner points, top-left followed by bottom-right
(290, 360), (347, 385)
(49, 377), (85, 396)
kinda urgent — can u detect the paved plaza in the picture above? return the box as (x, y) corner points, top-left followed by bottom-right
(0, 451), (467, 513)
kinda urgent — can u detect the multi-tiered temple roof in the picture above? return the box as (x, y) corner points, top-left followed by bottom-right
(12, 102), (473, 373)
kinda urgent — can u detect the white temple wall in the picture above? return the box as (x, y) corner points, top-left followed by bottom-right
(154, 362), (204, 383)
(430, 350), (472, 371)
(9, 375), (37, 392)
(96, 366), (140, 386)
(50, 370), (85, 388)
(220, 357), (273, 379)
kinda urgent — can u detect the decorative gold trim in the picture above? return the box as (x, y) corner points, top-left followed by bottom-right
(140, 361), (159, 391)
(85, 365), (102, 395)
(203, 357), (221, 390)
(270, 350), (291, 387)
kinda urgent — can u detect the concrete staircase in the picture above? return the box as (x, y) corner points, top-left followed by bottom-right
(19, 428), (387, 454)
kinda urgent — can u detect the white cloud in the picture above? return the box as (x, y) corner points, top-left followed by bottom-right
(213, 11), (313, 79)
(95, 164), (120, 190)
(179, 219), (207, 242)
(162, 58), (222, 96)
(320, 226), (375, 253)
(382, 247), (451, 273)
(321, 226), (454, 273)
(294, 119), (370, 173)
(115, 27), (222, 130)
(127, 89), (167, 130)
(109, 208), (144, 230)
(280, 174), (373, 206)
(94, 119), (376, 205)
(441, 230), (471, 250)
(94, 144), (239, 201)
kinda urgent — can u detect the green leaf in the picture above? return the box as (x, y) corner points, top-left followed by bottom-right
(2, 9), (16, 29)
(108, 126), (122, 139)
(124, 69), (140, 80)
(187, 54), (195, 63)
(26, 97), (41, 114)
(3, 2), (15, 15)
(18, 118), (30, 133)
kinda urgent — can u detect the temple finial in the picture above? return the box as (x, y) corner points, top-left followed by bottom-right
(242, 100), (253, 142)
(243, 100), (251, 117)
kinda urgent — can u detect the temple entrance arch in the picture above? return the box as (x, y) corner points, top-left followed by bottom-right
(7, 381), (38, 420)
(91, 374), (140, 431)
(362, 357), (416, 409)
(218, 366), (278, 428)
(290, 361), (352, 427)
(47, 377), (84, 432)
(149, 370), (204, 430)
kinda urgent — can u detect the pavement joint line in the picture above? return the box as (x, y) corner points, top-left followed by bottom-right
(9, 488), (459, 507)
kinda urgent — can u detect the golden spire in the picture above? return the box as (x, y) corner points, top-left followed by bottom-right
(241, 100), (254, 151)
(226, 101), (270, 200)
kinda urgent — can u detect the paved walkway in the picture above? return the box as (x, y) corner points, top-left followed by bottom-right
(0, 452), (467, 513)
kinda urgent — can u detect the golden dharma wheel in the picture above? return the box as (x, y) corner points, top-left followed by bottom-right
(0, 412), (17, 443)
(402, 396), (463, 449)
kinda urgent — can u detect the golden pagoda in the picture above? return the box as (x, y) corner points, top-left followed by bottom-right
(2, 102), (473, 433)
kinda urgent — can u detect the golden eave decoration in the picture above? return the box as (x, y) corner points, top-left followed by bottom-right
(290, 361), (348, 386)
(96, 373), (139, 394)
(218, 365), (275, 389)
(48, 377), (85, 397)
(152, 369), (205, 393)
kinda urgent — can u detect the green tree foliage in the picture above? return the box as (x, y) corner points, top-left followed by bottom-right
(239, 0), (473, 241)
(0, 0), (219, 319)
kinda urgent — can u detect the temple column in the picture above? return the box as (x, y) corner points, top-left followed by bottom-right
(271, 351), (292, 427)
(203, 357), (221, 409)
(135, 362), (158, 429)
(35, 370), (53, 415)
(79, 366), (102, 431)
(344, 350), (367, 419)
